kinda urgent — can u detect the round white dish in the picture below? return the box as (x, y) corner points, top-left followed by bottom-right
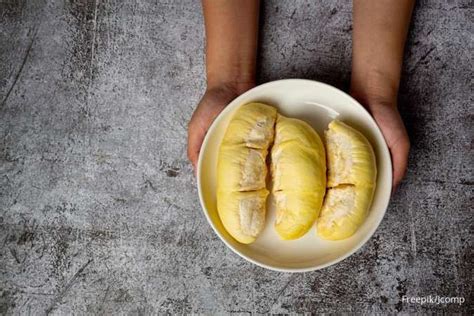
(197, 79), (392, 272)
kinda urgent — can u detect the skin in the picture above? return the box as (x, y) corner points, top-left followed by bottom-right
(187, 0), (259, 173)
(188, 0), (415, 192)
(351, 0), (415, 192)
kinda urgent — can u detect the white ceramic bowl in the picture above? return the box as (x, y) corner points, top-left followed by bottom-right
(197, 79), (392, 272)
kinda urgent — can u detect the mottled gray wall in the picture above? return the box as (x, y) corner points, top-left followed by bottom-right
(0, 0), (472, 314)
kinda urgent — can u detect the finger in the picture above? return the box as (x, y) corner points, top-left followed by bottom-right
(390, 138), (410, 193)
(187, 123), (204, 171)
(187, 137), (201, 172)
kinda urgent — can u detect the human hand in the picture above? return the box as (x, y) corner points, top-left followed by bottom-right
(187, 83), (254, 173)
(351, 0), (414, 193)
(190, 0), (259, 174)
(353, 94), (410, 193)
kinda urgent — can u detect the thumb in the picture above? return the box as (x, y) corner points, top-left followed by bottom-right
(187, 122), (206, 173)
(390, 137), (410, 193)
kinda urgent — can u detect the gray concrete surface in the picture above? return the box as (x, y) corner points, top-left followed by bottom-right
(0, 0), (472, 314)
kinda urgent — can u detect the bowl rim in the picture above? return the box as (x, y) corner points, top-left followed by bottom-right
(197, 78), (392, 273)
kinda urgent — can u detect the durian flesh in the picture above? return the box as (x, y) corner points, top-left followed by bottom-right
(272, 115), (326, 240)
(217, 103), (277, 244)
(317, 120), (377, 240)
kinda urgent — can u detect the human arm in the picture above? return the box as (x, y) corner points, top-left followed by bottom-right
(351, 0), (415, 192)
(187, 0), (260, 170)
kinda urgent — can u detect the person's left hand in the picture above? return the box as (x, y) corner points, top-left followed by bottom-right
(353, 95), (410, 193)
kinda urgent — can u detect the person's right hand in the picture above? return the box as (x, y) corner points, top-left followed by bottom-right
(191, 0), (259, 173)
(187, 83), (254, 172)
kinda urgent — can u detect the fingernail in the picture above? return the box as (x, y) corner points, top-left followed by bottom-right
(391, 184), (398, 197)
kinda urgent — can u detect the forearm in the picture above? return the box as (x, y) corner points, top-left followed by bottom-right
(202, 0), (260, 92)
(351, 0), (415, 105)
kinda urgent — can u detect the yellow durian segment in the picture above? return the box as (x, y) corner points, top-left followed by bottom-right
(218, 146), (267, 192)
(217, 103), (277, 244)
(272, 142), (326, 192)
(271, 115), (326, 240)
(317, 119), (377, 240)
(217, 190), (269, 244)
(317, 185), (375, 240)
(221, 103), (277, 149)
(273, 115), (325, 149)
(325, 120), (377, 187)
(274, 191), (325, 240)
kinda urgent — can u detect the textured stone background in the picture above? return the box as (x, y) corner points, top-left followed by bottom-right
(0, 0), (472, 314)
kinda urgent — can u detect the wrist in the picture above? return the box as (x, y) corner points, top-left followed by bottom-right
(206, 54), (256, 95)
(350, 68), (399, 109)
(204, 81), (254, 104)
(206, 73), (255, 96)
